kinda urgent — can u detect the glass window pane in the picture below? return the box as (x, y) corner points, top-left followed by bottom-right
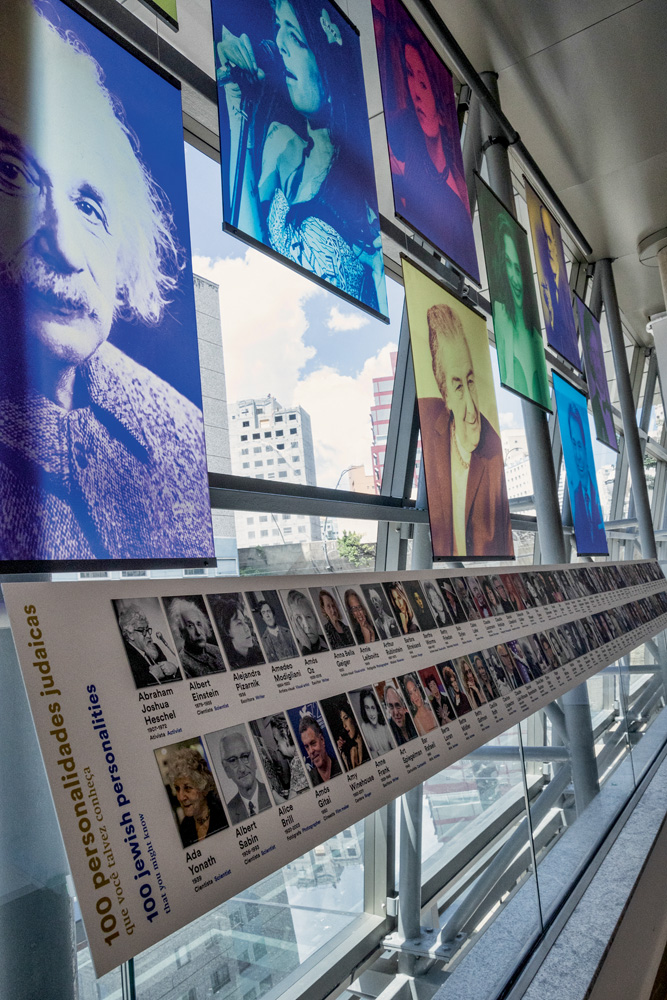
(185, 143), (403, 496)
(421, 727), (543, 994)
(129, 820), (364, 1000)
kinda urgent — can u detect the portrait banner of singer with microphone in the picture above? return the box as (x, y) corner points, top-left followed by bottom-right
(0, 0), (214, 566)
(211, 0), (389, 321)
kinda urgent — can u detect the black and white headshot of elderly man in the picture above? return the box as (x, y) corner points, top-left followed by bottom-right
(0, 0), (213, 562)
(163, 595), (226, 678)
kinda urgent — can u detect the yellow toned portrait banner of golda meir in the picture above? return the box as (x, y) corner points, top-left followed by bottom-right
(402, 258), (513, 562)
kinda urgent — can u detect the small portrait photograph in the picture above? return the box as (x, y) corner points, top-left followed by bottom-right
(375, 679), (418, 746)
(287, 703), (342, 786)
(371, 0), (478, 282)
(502, 573), (531, 610)
(320, 693), (371, 772)
(348, 686), (396, 758)
(493, 574), (519, 613)
(154, 737), (228, 849)
(481, 646), (514, 696)
(456, 654), (487, 708)
(204, 723), (272, 823)
(207, 592), (266, 670)
(384, 581), (421, 634)
(395, 671), (438, 735)
(523, 573), (546, 606)
(162, 595), (226, 679)
(451, 577), (481, 620)
(494, 642), (523, 690)
(0, 1), (214, 565)
(246, 590), (298, 663)
(466, 576), (493, 618)
(477, 577), (503, 616)
(580, 618), (601, 651)
(469, 650), (500, 702)
(553, 373), (608, 556)
(524, 633), (550, 674)
(310, 587), (356, 650)
(548, 628), (570, 664)
(422, 579), (452, 628)
(506, 639), (534, 684)
(438, 660), (473, 717)
(524, 179), (581, 370)
(212, 0), (388, 320)
(361, 584), (401, 640)
(339, 588), (379, 645)
(418, 665), (456, 725)
(542, 571), (566, 603)
(564, 620), (588, 658)
(403, 258), (513, 560)
(403, 580), (437, 631)
(280, 589), (329, 656)
(516, 637), (543, 681)
(476, 174), (550, 411)
(574, 294), (618, 452)
(112, 597), (182, 690)
(437, 577), (467, 624)
(247, 712), (310, 802)
(535, 632), (559, 672)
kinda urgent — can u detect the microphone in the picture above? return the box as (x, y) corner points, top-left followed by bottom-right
(156, 631), (175, 655)
(218, 39), (283, 89)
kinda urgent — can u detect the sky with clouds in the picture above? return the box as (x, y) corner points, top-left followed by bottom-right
(185, 144), (404, 492)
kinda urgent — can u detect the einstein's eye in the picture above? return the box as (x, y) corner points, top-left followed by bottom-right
(76, 195), (109, 230)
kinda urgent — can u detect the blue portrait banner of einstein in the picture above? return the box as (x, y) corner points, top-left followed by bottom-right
(211, 0), (389, 323)
(0, 0), (215, 567)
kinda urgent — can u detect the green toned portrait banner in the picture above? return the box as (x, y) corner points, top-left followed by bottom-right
(402, 257), (514, 562)
(137, 0), (178, 29)
(476, 175), (551, 412)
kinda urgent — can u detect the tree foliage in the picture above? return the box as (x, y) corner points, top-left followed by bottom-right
(337, 530), (375, 568)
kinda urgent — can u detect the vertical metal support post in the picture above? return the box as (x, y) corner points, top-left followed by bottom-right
(589, 263), (603, 319)
(410, 462), (432, 572)
(0, 624), (75, 1000)
(462, 90), (483, 215)
(397, 785), (423, 975)
(629, 349), (656, 520)
(376, 301), (420, 573)
(599, 258), (657, 559)
(480, 72), (598, 811)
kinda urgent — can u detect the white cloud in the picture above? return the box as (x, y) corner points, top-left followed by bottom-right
(193, 250), (322, 405)
(499, 410), (517, 429)
(326, 306), (370, 332)
(194, 250), (396, 538)
(295, 342), (397, 490)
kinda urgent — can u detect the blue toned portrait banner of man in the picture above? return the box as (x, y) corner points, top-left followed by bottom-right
(212, 0), (389, 322)
(552, 373), (609, 557)
(0, 0), (214, 566)
(476, 174), (550, 412)
(524, 179), (581, 372)
(573, 294), (619, 453)
(371, 0), (479, 284)
(403, 257), (513, 562)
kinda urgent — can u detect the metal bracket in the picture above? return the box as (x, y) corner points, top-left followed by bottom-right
(481, 134), (510, 153)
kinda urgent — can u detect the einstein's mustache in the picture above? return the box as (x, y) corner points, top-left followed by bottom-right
(0, 256), (96, 316)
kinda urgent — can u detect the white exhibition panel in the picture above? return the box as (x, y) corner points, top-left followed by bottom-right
(3, 560), (665, 975)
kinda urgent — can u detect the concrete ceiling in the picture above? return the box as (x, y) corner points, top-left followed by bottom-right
(432, 0), (667, 339)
